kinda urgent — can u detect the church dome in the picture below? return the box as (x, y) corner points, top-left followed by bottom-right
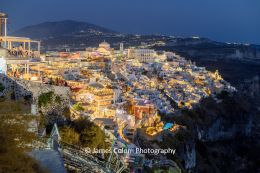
(99, 41), (110, 50)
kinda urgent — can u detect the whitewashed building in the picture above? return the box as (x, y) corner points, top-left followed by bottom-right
(128, 48), (156, 63)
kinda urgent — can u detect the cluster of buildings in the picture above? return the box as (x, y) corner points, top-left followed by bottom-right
(1, 36), (234, 171)
(2, 36), (235, 136)
(0, 12), (235, 173)
(114, 50), (235, 116)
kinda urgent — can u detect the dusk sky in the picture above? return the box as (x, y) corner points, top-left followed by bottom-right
(1, 0), (260, 44)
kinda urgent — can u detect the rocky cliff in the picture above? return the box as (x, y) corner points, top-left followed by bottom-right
(135, 90), (259, 173)
(171, 91), (259, 173)
(0, 74), (71, 125)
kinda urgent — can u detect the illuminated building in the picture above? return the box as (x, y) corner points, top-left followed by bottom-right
(99, 41), (111, 50)
(130, 98), (156, 119)
(93, 118), (117, 131)
(87, 82), (114, 109)
(0, 49), (7, 74)
(128, 48), (156, 63)
(113, 87), (122, 103)
(94, 89), (114, 108)
(120, 43), (124, 52)
(0, 12), (41, 80)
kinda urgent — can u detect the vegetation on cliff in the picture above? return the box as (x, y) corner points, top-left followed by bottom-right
(37, 91), (67, 125)
(159, 91), (259, 173)
(0, 100), (31, 114)
(60, 118), (108, 150)
(72, 102), (84, 112)
(0, 114), (48, 173)
(0, 83), (4, 92)
(38, 91), (61, 108)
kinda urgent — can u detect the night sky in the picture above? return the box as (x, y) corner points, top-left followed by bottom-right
(1, 0), (260, 44)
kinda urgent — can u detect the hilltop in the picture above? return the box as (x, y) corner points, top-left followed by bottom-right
(12, 20), (117, 40)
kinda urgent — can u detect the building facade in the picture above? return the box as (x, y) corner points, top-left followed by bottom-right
(128, 49), (156, 63)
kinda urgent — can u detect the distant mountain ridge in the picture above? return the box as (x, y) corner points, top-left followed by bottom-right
(12, 20), (117, 39)
(11, 20), (174, 51)
(11, 20), (260, 66)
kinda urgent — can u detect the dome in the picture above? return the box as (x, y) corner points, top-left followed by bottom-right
(99, 41), (110, 50)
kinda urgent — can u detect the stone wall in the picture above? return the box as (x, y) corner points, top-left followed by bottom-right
(0, 74), (32, 99)
(0, 74), (71, 116)
(15, 78), (71, 102)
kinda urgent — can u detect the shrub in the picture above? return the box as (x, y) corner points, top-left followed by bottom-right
(38, 91), (54, 108)
(60, 127), (80, 145)
(0, 114), (48, 173)
(58, 118), (108, 150)
(55, 95), (61, 104)
(72, 103), (84, 112)
(79, 125), (106, 149)
(0, 83), (4, 92)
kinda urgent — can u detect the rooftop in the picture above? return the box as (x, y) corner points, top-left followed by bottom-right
(88, 82), (104, 89)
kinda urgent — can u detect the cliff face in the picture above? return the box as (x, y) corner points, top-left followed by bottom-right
(197, 114), (253, 142)
(154, 90), (259, 173)
(185, 144), (196, 170)
(133, 84), (259, 172)
(0, 74), (71, 125)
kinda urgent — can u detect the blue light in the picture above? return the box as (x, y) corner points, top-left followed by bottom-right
(163, 123), (173, 130)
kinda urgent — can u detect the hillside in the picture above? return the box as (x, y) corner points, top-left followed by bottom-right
(12, 20), (116, 40)
(11, 20), (173, 51)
